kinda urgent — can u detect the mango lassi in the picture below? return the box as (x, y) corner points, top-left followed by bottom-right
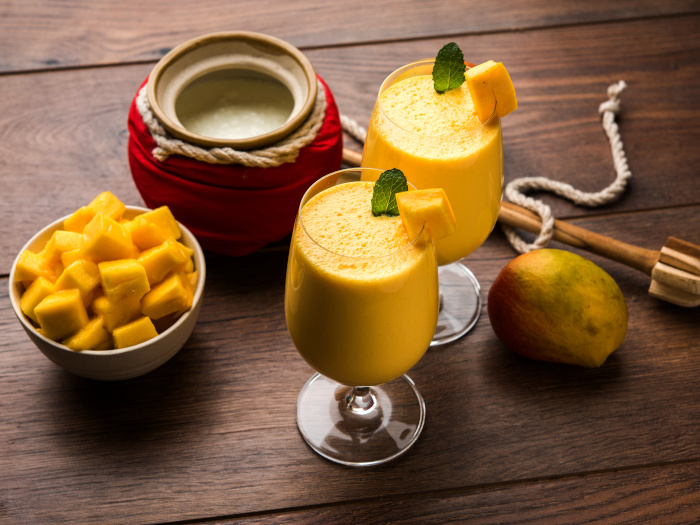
(362, 62), (503, 266)
(285, 180), (438, 386)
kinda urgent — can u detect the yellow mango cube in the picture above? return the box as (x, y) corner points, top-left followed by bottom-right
(62, 316), (113, 351)
(20, 277), (56, 323)
(34, 289), (89, 341)
(137, 206), (181, 240)
(112, 316), (158, 349)
(63, 206), (95, 233)
(86, 191), (126, 222)
(43, 230), (83, 266)
(14, 249), (54, 282)
(60, 248), (86, 268)
(82, 214), (137, 262)
(138, 238), (188, 285)
(467, 60), (518, 122)
(98, 259), (150, 301)
(55, 259), (100, 304)
(91, 294), (142, 332)
(124, 216), (172, 251)
(396, 188), (457, 241)
(141, 272), (193, 320)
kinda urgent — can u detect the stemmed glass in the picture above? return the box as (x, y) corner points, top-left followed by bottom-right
(285, 167), (438, 466)
(362, 59), (504, 345)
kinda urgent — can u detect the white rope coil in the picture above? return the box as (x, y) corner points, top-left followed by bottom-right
(136, 80), (327, 167)
(501, 80), (631, 252)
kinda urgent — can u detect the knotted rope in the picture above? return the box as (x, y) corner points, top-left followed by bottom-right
(136, 80), (327, 167)
(501, 81), (631, 252)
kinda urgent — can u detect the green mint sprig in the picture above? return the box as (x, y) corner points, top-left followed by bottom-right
(371, 168), (408, 217)
(432, 42), (466, 94)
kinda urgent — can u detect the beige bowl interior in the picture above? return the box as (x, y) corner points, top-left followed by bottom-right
(9, 206), (206, 381)
(147, 31), (317, 150)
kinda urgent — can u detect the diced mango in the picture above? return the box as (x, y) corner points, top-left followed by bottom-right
(60, 248), (86, 268)
(34, 289), (89, 341)
(20, 277), (56, 323)
(98, 259), (150, 301)
(124, 216), (173, 251)
(141, 272), (193, 320)
(136, 206), (181, 240)
(91, 294), (142, 332)
(86, 191), (126, 222)
(396, 188), (457, 241)
(112, 316), (158, 349)
(14, 250), (54, 282)
(82, 214), (137, 262)
(62, 316), (113, 351)
(466, 60), (517, 122)
(43, 230), (83, 265)
(55, 259), (100, 305)
(63, 206), (95, 233)
(138, 238), (188, 285)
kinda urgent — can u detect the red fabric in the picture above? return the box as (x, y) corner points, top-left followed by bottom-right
(128, 75), (343, 256)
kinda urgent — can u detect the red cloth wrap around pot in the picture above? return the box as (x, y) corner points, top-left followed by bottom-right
(127, 75), (343, 256)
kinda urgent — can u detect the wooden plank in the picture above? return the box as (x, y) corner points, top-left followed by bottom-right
(1, 206), (699, 523)
(0, 1), (698, 73)
(2, 16), (699, 274)
(213, 462), (700, 523)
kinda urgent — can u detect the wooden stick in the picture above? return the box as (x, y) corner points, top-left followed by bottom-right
(498, 202), (660, 275)
(342, 148), (362, 167)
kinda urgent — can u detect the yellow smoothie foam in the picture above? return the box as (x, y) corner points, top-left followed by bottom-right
(297, 182), (424, 281)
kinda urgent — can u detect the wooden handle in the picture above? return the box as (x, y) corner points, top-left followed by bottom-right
(498, 201), (661, 275)
(342, 148), (362, 167)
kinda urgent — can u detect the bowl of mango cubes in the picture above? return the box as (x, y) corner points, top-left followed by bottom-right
(9, 191), (206, 380)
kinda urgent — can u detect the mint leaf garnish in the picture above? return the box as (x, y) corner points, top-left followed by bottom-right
(371, 168), (408, 217)
(432, 42), (466, 94)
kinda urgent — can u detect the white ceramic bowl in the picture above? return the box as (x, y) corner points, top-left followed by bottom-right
(9, 206), (206, 381)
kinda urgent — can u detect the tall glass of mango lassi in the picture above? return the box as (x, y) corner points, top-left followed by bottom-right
(362, 59), (504, 345)
(285, 167), (438, 466)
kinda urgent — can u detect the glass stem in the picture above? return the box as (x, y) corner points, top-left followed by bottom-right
(345, 386), (377, 415)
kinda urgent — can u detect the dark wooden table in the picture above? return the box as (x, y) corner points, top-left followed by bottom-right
(2, 1), (699, 523)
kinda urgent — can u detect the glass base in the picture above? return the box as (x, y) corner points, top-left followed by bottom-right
(431, 262), (482, 347)
(296, 373), (426, 467)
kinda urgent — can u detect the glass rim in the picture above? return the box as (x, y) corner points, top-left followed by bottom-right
(377, 58), (498, 138)
(297, 167), (426, 262)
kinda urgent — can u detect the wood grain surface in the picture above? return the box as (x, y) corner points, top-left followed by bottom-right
(1, 1), (699, 523)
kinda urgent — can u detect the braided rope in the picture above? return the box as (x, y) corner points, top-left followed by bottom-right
(501, 81), (631, 252)
(136, 80), (327, 167)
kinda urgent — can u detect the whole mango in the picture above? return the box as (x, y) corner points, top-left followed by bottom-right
(487, 249), (628, 367)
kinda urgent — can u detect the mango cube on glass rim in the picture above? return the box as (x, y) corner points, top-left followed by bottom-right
(396, 188), (457, 242)
(466, 60), (518, 122)
(112, 316), (159, 349)
(34, 288), (89, 341)
(98, 259), (150, 302)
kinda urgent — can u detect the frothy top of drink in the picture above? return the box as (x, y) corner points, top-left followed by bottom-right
(377, 75), (500, 159)
(297, 182), (428, 281)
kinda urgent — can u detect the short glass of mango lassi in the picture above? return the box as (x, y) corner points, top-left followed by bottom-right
(362, 59), (504, 345)
(285, 167), (438, 466)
